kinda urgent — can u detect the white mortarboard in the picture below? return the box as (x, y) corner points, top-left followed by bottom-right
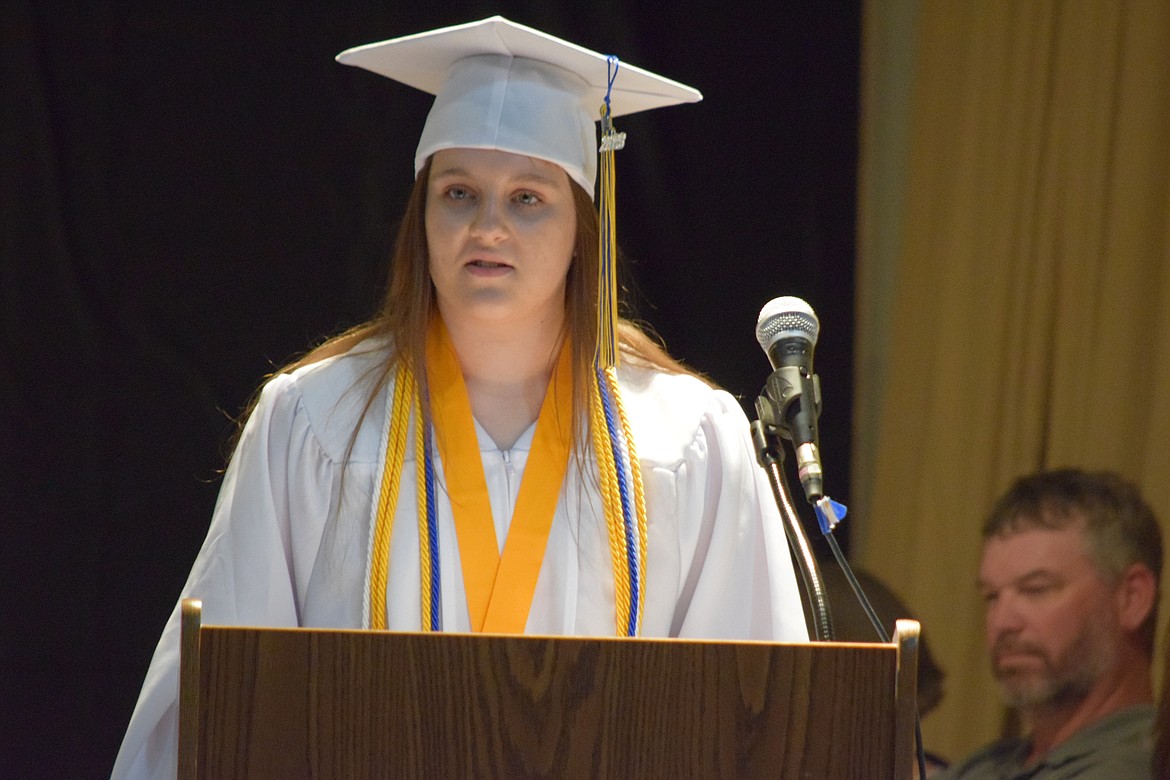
(335, 16), (702, 195)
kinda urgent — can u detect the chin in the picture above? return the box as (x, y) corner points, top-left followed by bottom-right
(445, 289), (514, 317)
(996, 678), (1051, 708)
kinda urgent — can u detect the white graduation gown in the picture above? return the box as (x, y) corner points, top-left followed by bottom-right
(112, 340), (808, 779)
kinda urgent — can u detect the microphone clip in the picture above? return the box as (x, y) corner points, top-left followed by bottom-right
(755, 366), (824, 502)
(755, 366), (821, 442)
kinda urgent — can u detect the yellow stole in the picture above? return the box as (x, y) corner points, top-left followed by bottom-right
(368, 318), (647, 635)
(385, 318), (573, 633)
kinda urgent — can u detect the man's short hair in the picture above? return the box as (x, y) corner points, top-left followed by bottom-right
(982, 468), (1163, 654)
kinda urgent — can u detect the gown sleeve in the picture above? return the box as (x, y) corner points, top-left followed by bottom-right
(110, 371), (331, 779)
(621, 364), (808, 642)
(655, 383), (809, 642)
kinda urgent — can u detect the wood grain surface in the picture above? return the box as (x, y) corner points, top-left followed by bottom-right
(189, 625), (904, 779)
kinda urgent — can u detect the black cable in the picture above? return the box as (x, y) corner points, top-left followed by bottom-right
(822, 522), (927, 780)
(752, 408), (927, 777)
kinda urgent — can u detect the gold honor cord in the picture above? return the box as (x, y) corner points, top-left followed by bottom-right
(589, 370), (631, 631)
(414, 379), (431, 627)
(367, 367), (414, 631)
(614, 368), (649, 632)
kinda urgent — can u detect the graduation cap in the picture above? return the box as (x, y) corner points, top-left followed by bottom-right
(335, 15), (702, 196)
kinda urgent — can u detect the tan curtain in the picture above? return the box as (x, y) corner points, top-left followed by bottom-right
(855, 0), (1170, 763)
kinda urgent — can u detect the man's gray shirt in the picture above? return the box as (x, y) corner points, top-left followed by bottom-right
(935, 704), (1155, 779)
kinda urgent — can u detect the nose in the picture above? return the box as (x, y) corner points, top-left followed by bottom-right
(469, 195), (507, 243)
(985, 592), (1024, 646)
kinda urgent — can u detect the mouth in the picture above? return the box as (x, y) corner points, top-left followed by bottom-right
(995, 652), (1043, 667)
(467, 259), (511, 269)
(992, 645), (1049, 672)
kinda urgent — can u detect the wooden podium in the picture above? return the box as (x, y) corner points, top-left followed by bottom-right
(178, 599), (919, 779)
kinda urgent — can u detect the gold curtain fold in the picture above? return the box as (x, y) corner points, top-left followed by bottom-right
(856, 0), (1170, 762)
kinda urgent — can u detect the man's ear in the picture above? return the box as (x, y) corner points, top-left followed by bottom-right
(1114, 562), (1157, 632)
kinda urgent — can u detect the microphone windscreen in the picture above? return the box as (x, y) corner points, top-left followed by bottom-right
(755, 296), (819, 353)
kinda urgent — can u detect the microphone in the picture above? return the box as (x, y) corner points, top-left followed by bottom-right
(754, 296), (824, 501)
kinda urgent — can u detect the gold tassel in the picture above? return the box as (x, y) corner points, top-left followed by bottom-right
(596, 102), (625, 369)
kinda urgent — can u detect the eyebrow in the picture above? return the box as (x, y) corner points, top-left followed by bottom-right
(429, 166), (563, 188)
(976, 569), (1062, 591)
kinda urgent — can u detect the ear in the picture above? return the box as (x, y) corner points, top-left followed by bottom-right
(1113, 562), (1157, 633)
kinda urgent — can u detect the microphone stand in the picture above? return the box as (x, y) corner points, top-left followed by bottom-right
(753, 401), (929, 780)
(750, 419), (834, 641)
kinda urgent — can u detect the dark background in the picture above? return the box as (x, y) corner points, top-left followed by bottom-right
(2, 3), (860, 776)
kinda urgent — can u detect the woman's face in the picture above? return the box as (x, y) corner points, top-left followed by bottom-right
(425, 147), (577, 329)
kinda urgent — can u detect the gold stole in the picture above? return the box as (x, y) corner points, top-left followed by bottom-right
(426, 318), (573, 633)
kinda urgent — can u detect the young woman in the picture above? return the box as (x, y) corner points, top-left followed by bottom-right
(113, 17), (808, 779)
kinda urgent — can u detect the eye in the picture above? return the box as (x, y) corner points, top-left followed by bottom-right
(1018, 583), (1053, 597)
(443, 185), (473, 202)
(515, 190), (542, 207)
(1015, 574), (1061, 598)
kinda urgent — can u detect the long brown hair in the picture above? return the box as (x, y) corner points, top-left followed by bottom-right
(236, 156), (702, 457)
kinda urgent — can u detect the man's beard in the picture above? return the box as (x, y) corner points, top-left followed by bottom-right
(990, 621), (1114, 709)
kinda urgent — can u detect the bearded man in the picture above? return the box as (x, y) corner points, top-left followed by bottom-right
(936, 469), (1161, 779)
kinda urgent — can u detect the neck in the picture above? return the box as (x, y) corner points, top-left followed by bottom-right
(1023, 659), (1152, 763)
(439, 308), (566, 450)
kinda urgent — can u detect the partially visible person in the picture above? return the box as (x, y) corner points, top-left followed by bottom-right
(1154, 623), (1170, 779)
(822, 564), (949, 775)
(937, 468), (1161, 779)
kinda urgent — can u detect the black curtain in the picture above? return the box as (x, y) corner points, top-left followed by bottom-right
(1, 3), (859, 775)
